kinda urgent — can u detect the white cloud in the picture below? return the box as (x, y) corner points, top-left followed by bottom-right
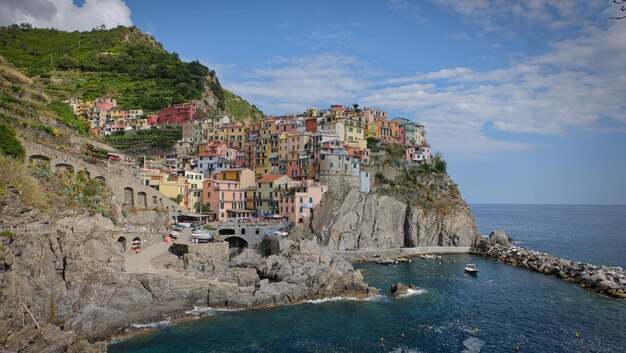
(226, 19), (626, 157)
(428, 0), (608, 33)
(226, 53), (374, 115)
(0, 0), (132, 31)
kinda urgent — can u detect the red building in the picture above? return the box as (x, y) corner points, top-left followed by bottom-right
(305, 118), (317, 133)
(155, 103), (204, 125)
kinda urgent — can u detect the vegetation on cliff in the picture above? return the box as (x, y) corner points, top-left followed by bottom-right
(0, 25), (264, 121)
(371, 147), (461, 214)
(104, 126), (182, 155)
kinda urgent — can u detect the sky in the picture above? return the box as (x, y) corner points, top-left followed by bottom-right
(1, 0), (625, 205)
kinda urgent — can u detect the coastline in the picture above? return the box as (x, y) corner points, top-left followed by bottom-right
(106, 291), (380, 344)
(335, 246), (471, 263)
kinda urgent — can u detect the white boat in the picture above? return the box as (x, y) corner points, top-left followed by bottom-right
(420, 254), (441, 260)
(464, 264), (478, 274)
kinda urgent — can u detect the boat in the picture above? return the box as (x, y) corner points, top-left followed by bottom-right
(464, 264), (478, 274)
(420, 254), (441, 260)
(375, 259), (397, 265)
(396, 257), (412, 263)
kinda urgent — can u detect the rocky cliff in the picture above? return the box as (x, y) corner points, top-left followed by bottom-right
(293, 166), (481, 252)
(0, 204), (373, 352)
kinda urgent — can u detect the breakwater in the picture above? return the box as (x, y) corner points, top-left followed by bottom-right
(483, 245), (626, 298)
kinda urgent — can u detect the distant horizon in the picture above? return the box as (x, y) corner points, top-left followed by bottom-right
(468, 202), (626, 206)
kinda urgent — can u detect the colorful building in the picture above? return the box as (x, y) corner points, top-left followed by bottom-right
(279, 180), (328, 223)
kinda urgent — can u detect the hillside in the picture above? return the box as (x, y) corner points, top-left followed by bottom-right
(0, 55), (91, 148)
(0, 24), (264, 120)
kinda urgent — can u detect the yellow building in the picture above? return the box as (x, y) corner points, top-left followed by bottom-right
(212, 168), (256, 189)
(253, 174), (292, 216)
(183, 171), (205, 211)
(365, 122), (380, 139)
(142, 170), (186, 207)
(340, 117), (366, 149)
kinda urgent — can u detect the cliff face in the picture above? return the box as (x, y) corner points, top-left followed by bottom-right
(303, 188), (480, 251)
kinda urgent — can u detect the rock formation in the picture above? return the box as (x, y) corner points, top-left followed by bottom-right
(390, 282), (418, 298)
(293, 187), (481, 251)
(0, 206), (374, 353)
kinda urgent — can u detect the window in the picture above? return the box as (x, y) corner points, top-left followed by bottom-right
(299, 207), (303, 213)
(329, 162), (334, 168)
(299, 197), (303, 203)
(219, 202), (224, 209)
(220, 192), (224, 200)
(309, 197), (313, 203)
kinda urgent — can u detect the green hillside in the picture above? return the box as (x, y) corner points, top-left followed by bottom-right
(0, 24), (264, 120)
(0, 55), (90, 145)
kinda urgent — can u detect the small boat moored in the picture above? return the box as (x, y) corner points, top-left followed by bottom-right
(420, 254), (441, 260)
(464, 263), (478, 274)
(375, 258), (397, 265)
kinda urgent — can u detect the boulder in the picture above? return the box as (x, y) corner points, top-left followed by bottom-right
(390, 282), (417, 298)
(488, 229), (512, 247)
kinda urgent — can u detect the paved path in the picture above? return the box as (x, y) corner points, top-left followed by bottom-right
(124, 228), (191, 273)
(335, 246), (471, 263)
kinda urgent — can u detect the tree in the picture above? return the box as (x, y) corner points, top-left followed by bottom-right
(352, 103), (361, 113)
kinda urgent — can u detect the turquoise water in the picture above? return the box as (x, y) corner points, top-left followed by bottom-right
(109, 205), (626, 352)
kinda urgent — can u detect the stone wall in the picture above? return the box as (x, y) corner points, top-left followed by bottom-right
(188, 241), (229, 262)
(20, 138), (181, 213)
(108, 230), (165, 254)
(319, 174), (360, 190)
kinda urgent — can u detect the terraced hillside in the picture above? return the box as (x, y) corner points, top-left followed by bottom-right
(0, 25), (264, 120)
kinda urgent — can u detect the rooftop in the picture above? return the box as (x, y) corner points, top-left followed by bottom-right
(258, 174), (287, 183)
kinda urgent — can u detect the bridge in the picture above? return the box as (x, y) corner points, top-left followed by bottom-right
(215, 220), (291, 249)
(20, 139), (181, 213)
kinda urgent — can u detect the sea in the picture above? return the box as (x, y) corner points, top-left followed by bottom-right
(109, 204), (626, 353)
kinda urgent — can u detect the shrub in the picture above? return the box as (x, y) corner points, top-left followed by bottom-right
(0, 154), (46, 208)
(0, 230), (16, 240)
(0, 124), (25, 160)
(385, 143), (406, 160)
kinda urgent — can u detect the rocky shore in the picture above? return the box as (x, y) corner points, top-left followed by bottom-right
(474, 230), (626, 299)
(0, 206), (375, 352)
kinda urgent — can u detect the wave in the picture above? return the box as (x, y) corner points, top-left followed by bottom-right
(130, 320), (171, 329)
(305, 294), (387, 304)
(185, 306), (243, 315)
(395, 288), (427, 298)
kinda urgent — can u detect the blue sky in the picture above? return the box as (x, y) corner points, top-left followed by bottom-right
(2, 0), (625, 204)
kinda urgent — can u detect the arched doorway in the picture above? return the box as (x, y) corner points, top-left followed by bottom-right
(137, 191), (147, 208)
(55, 163), (74, 176)
(117, 236), (126, 253)
(29, 154), (50, 168)
(124, 187), (134, 207)
(224, 236), (248, 256)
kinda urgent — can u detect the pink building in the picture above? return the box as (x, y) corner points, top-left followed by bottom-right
(279, 180), (327, 223)
(201, 179), (247, 221)
(362, 108), (387, 123)
(156, 103), (204, 125)
(94, 98), (116, 111)
(406, 146), (431, 163)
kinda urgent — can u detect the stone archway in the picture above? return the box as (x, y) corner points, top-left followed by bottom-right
(224, 236), (248, 256)
(152, 196), (158, 206)
(123, 187), (134, 207)
(55, 163), (74, 176)
(29, 154), (50, 168)
(117, 236), (126, 253)
(137, 191), (147, 208)
(131, 237), (141, 251)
